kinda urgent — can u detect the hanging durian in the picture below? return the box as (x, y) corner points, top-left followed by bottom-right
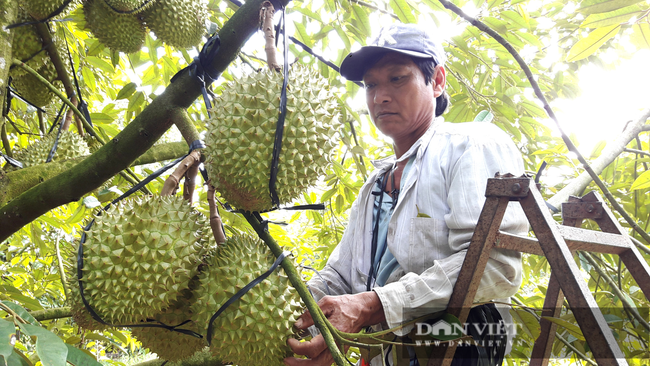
(104, 0), (158, 13)
(10, 8), (48, 77)
(143, 0), (207, 49)
(11, 61), (62, 108)
(191, 233), (303, 366)
(83, 0), (146, 53)
(77, 195), (214, 324)
(203, 65), (340, 212)
(23, 0), (78, 21)
(11, 130), (90, 169)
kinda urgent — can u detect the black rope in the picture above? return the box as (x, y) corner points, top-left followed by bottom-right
(206, 250), (291, 345)
(47, 103), (67, 135)
(101, 0), (157, 14)
(62, 27), (93, 129)
(7, 87), (47, 114)
(4, 0), (75, 29)
(1, 153), (22, 169)
(75, 140), (206, 337)
(46, 109), (66, 162)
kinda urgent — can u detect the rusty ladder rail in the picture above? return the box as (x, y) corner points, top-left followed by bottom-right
(426, 175), (650, 366)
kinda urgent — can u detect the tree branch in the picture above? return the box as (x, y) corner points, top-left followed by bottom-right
(29, 307), (72, 321)
(0, 0), (291, 242)
(0, 141), (188, 206)
(624, 148), (650, 158)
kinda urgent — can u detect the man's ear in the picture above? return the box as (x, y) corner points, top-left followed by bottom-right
(432, 65), (446, 98)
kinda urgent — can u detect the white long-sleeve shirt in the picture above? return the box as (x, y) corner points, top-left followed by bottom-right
(308, 118), (528, 337)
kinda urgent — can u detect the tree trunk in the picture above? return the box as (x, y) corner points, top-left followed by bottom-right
(0, 0), (16, 151)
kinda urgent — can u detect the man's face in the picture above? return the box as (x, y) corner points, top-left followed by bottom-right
(363, 52), (440, 143)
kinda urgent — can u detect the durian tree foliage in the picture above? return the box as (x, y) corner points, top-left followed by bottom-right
(0, 0), (650, 364)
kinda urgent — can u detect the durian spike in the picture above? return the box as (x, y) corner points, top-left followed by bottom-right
(207, 183), (226, 244)
(260, 1), (280, 72)
(161, 150), (201, 199)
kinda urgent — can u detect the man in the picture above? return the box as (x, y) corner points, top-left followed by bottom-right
(285, 24), (528, 366)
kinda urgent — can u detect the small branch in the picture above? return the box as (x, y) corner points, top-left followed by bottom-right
(350, 0), (399, 19)
(628, 236), (650, 255)
(37, 110), (46, 135)
(1, 121), (11, 157)
(0, 302), (28, 324)
(261, 1), (281, 71)
(161, 150), (201, 197)
(54, 235), (69, 301)
(582, 252), (650, 332)
(243, 212), (347, 366)
(624, 148), (650, 158)
(172, 109), (202, 145)
(34, 22), (83, 135)
(183, 157), (200, 203)
(29, 307), (72, 321)
(207, 184), (226, 244)
(11, 60), (103, 144)
(641, 125), (650, 132)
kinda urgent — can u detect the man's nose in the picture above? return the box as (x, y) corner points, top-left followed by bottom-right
(374, 86), (391, 104)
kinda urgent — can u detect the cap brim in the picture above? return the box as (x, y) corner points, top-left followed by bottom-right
(339, 46), (432, 82)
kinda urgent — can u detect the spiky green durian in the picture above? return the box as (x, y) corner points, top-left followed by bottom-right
(104, 0), (157, 13)
(132, 288), (206, 361)
(11, 61), (61, 108)
(191, 233), (303, 366)
(65, 244), (109, 331)
(78, 196), (214, 324)
(143, 0), (207, 49)
(203, 66), (340, 212)
(83, 0), (146, 53)
(10, 8), (48, 76)
(24, 0), (78, 20)
(11, 130), (90, 169)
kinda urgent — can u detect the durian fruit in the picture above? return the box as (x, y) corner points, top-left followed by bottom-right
(24, 0), (78, 21)
(132, 287), (206, 361)
(10, 8), (48, 76)
(12, 130), (90, 168)
(65, 244), (109, 331)
(143, 0), (208, 49)
(79, 196), (214, 324)
(204, 66), (340, 212)
(83, 0), (146, 53)
(104, 0), (158, 13)
(191, 233), (303, 366)
(11, 61), (62, 108)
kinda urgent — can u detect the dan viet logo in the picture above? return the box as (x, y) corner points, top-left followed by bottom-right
(414, 319), (518, 347)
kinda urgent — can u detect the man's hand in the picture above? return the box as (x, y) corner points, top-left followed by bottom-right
(284, 291), (386, 366)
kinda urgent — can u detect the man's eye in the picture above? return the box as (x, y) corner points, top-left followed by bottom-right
(391, 76), (404, 82)
(364, 83), (375, 89)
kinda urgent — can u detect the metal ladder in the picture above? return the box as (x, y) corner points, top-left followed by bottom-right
(426, 174), (650, 366)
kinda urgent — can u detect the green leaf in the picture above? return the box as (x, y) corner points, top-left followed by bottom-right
(501, 10), (529, 29)
(335, 194), (345, 214)
(540, 316), (585, 340)
(88, 113), (113, 124)
(566, 25), (620, 62)
(19, 324), (67, 366)
(0, 320), (16, 358)
(630, 169), (650, 190)
(351, 5), (371, 38)
(0, 302), (38, 325)
(473, 110), (494, 123)
(5, 350), (32, 366)
(85, 57), (114, 74)
(65, 345), (101, 366)
(630, 23), (650, 49)
(580, 5), (644, 27)
(115, 82), (137, 100)
(578, 0), (644, 14)
(389, 0), (416, 23)
(509, 308), (540, 340)
(293, 21), (313, 48)
(128, 92), (146, 111)
(81, 67), (96, 93)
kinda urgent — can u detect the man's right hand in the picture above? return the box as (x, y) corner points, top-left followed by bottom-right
(284, 292), (386, 366)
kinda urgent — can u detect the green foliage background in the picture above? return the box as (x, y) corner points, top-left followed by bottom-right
(1, 0), (650, 364)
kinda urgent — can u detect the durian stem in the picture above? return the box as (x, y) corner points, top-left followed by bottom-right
(37, 111), (46, 135)
(54, 235), (70, 301)
(34, 22), (84, 136)
(243, 212), (347, 366)
(183, 158), (200, 203)
(30, 307), (72, 321)
(172, 109), (202, 146)
(1, 121), (11, 157)
(161, 150), (201, 198)
(207, 184), (227, 244)
(10, 59), (104, 144)
(260, 1), (281, 72)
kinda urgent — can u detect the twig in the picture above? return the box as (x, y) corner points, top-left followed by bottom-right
(161, 150), (202, 197)
(511, 297), (597, 365)
(350, 0), (399, 20)
(11, 60), (104, 144)
(243, 212), (347, 366)
(34, 22), (83, 135)
(260, 1), (281, 71)
(207, 184), (226, 244)
(628, 236), (650, 255)
(1, 121), (11, 157)
(0, 302), (28, 325)
(624, 148), (650, 158)
(54, 235), (69, 301)
(439, 0), (650, 245)
(118, 170), (150, 195)
(581, 252), (650, 332)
